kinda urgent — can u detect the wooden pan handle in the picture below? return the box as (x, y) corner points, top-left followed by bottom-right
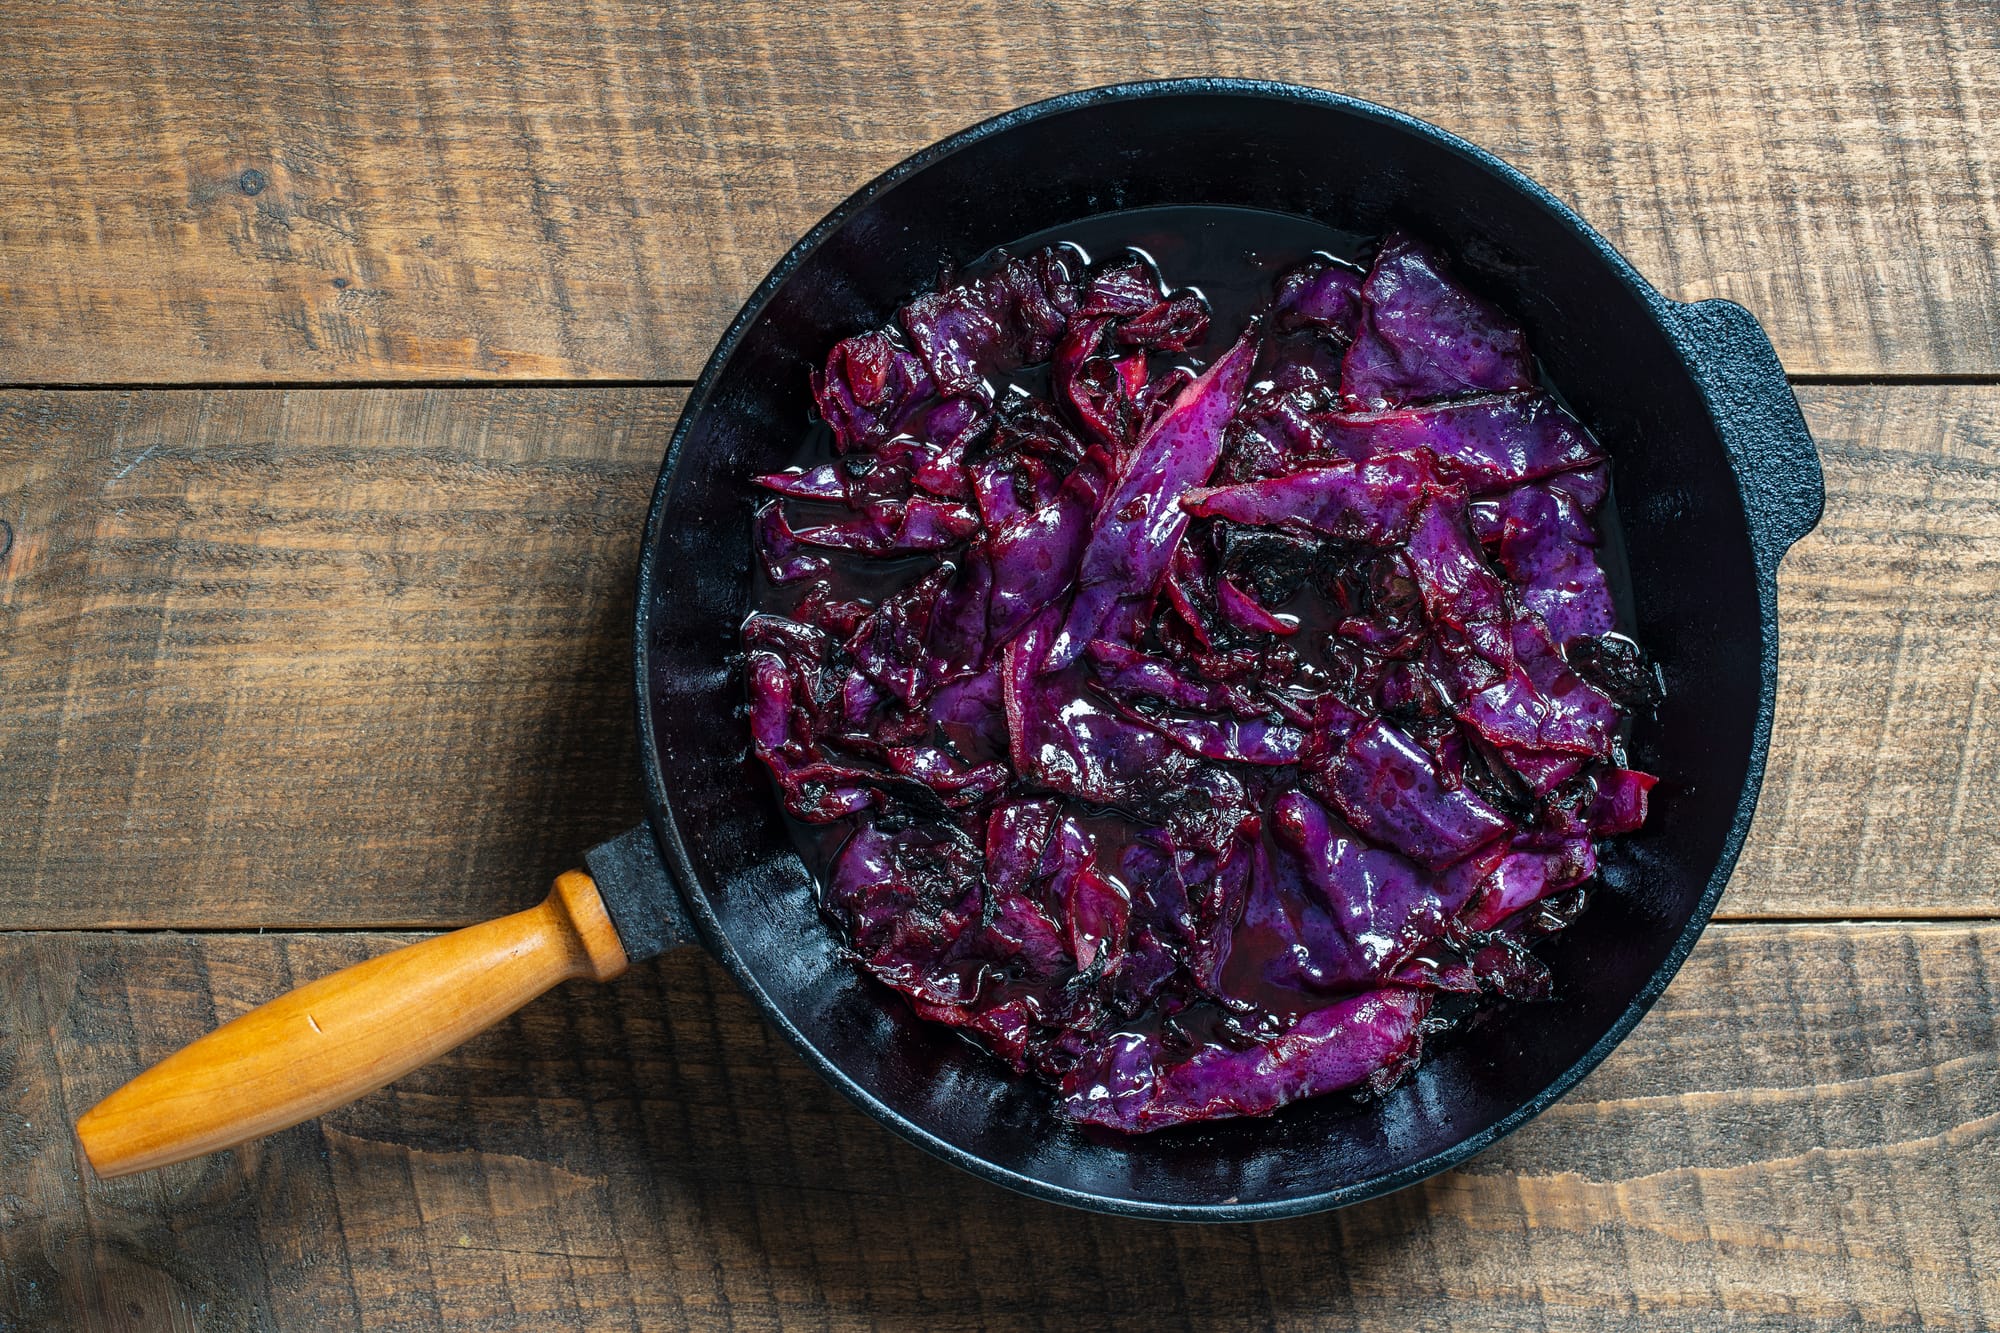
(75, 870), (628, 1179)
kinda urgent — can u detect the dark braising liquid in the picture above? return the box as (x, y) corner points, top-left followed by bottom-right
(1004, 205), (1373, 362)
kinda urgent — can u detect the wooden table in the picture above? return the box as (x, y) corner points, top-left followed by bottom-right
(3, 3), (1995, 1328)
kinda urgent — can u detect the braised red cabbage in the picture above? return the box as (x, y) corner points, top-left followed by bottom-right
(748, 230), (1659, 1133)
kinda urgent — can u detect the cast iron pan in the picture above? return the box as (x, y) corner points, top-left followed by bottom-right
(77, 81), (1823, 1222)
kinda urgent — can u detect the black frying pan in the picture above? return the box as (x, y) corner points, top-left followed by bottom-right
(78, 81), (1822, 1222)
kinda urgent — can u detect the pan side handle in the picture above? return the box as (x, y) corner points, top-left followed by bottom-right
(1665, 297), (1826, 577)
(74, 871), (629, 1179)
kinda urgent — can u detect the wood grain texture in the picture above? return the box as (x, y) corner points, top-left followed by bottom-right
(1745, 386), (2000, 918)
(3, 384), (1994, 926)
(0, 388), (669, 926)
(4, 923), (1996, 1331)
(1, 0), (1995, 383)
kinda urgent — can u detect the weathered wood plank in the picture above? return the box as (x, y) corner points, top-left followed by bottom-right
(1, 385), (1993, 926)
(3, 923), (1995, 1331)
(0, 0), (1994, 383)
(1743, 385), (2000, 917)
(0, 389), (667, 927)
